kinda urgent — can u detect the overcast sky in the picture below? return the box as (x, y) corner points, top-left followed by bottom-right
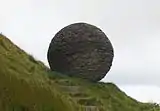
(1, 0), (160, 103)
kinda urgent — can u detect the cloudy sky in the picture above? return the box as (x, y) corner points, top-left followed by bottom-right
(1, 0), (160, 103)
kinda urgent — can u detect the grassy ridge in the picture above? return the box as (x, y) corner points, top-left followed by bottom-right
(0, 34), (159, 111)
(0, 34), (78, 111)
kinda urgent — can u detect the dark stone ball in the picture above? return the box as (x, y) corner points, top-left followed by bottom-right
(47, 23), (114, 81)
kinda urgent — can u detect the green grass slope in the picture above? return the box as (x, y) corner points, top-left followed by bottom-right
(0, 34), (159, 111)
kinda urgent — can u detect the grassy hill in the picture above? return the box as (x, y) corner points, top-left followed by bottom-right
(0, 34), (159, 111)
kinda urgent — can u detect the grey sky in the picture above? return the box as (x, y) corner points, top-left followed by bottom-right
(1, 0), (160, 102)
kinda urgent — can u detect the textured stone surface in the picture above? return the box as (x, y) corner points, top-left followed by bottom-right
(47, 23), (114, 81)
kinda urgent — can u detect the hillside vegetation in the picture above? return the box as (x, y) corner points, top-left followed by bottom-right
(0, 34), (159, 111)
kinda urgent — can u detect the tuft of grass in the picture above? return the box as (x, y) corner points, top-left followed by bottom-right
(28, 55), (39, 64)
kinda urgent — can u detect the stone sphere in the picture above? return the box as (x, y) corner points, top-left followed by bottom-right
(47, 23), (114, 81)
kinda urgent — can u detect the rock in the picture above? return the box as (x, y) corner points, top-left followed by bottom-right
(47, 23), (114, 81)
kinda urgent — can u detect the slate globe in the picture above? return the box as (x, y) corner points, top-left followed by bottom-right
(47, 23), (114, 81)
